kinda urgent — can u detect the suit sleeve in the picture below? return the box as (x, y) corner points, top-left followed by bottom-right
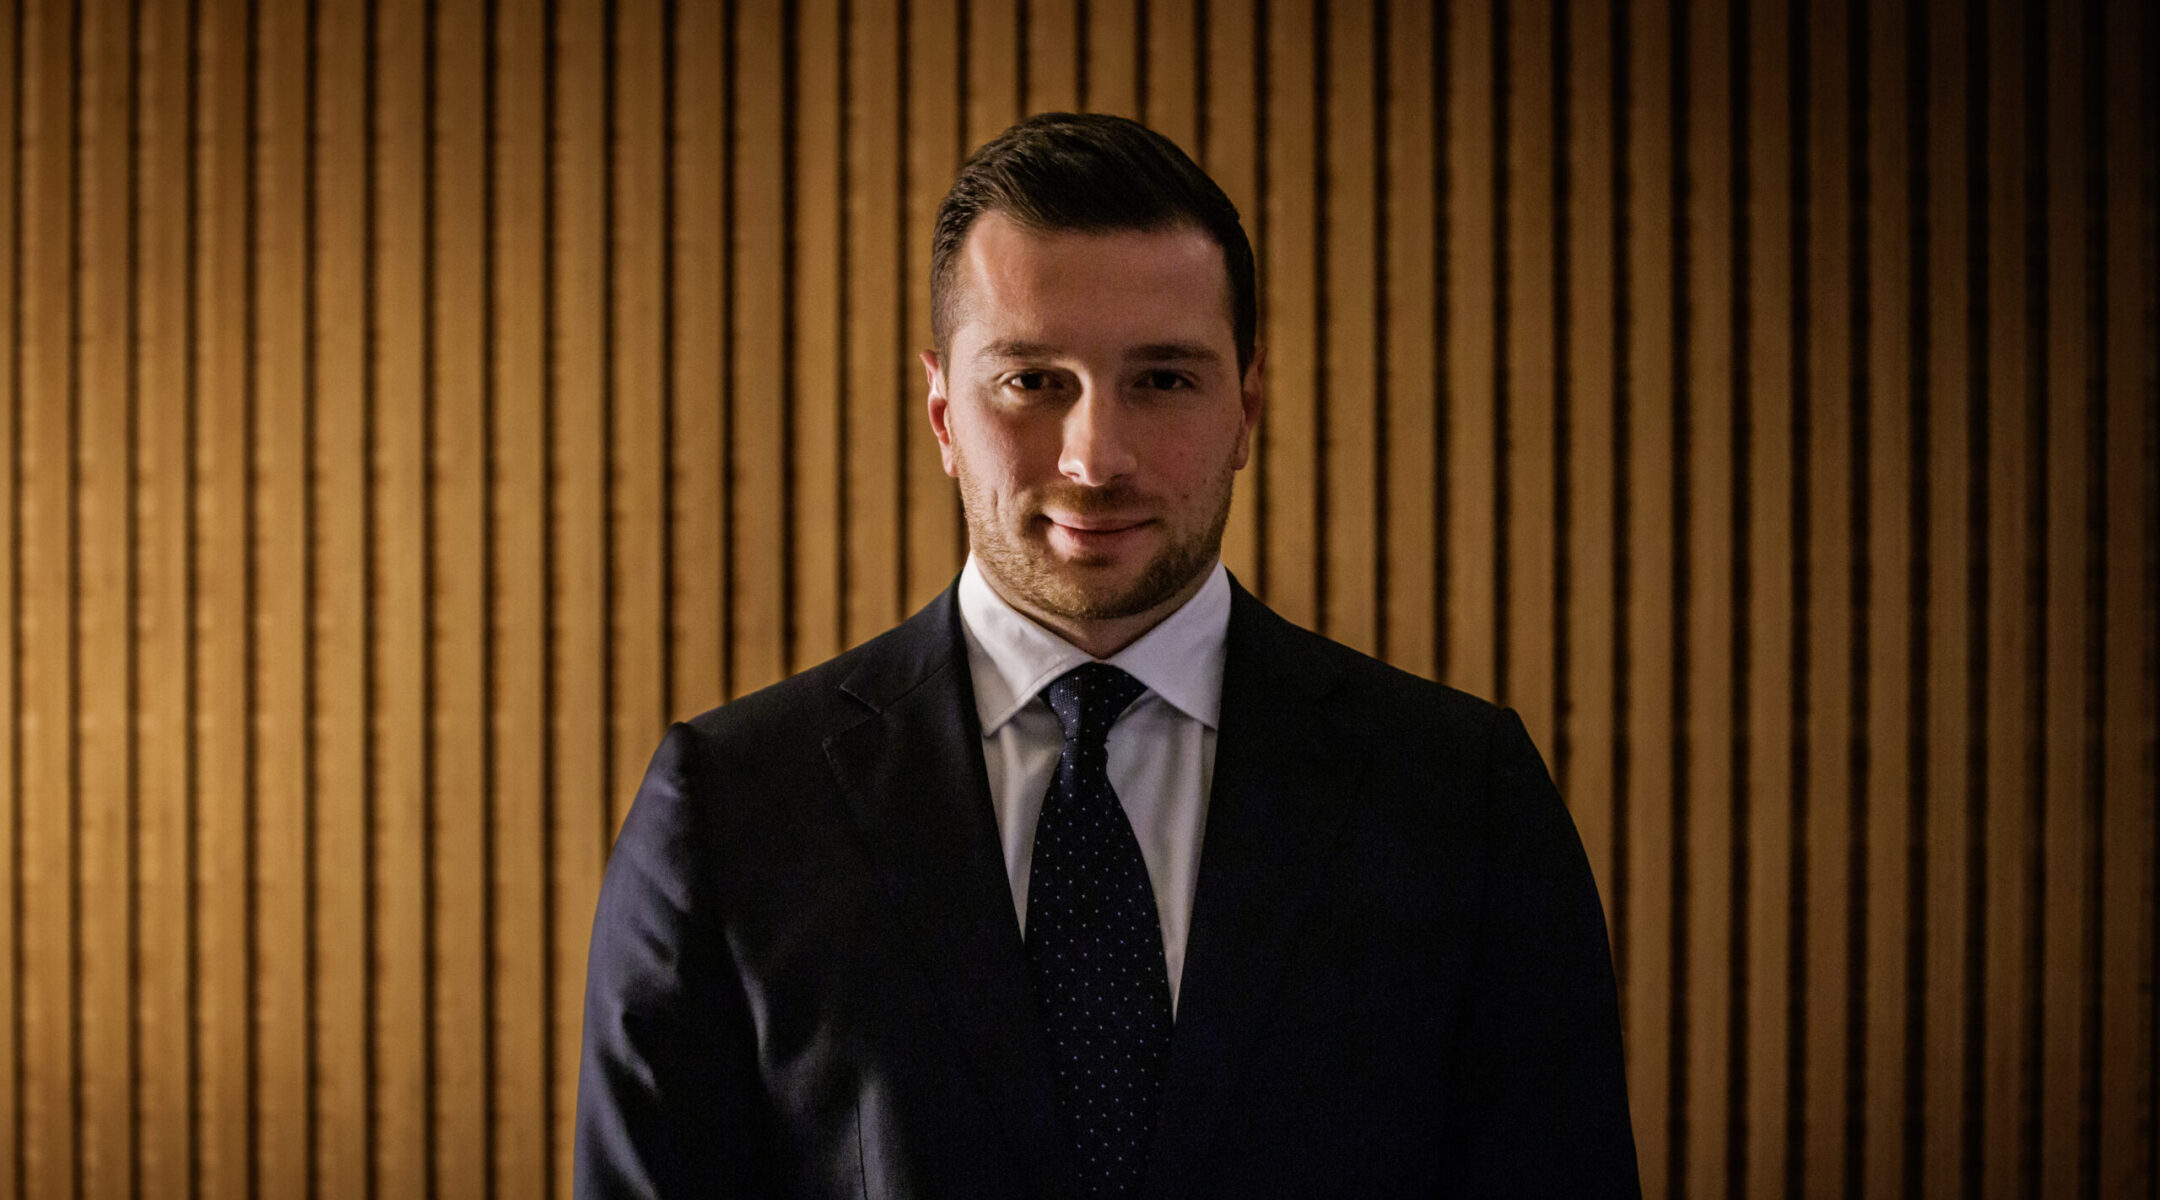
(575, 723), (778, 1199)
(1447, 708), (1643, 1198)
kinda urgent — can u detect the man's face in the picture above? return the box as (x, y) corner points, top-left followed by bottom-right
(925, 212), (1263, 636)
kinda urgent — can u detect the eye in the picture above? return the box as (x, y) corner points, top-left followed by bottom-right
(1137, 369), (1194, 391)
(1005, 370), (1055, 392)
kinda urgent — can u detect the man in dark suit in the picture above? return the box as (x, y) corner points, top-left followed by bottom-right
(576, 112), (1640, 1198)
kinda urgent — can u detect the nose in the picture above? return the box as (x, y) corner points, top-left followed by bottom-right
(1057, 388), (1139, 487)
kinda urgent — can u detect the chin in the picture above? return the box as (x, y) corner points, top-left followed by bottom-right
(1023, 553), (1199, 623)
(1045, 547), (1133, 573)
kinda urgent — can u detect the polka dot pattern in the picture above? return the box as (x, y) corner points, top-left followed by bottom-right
(1024, 663), (1172, 1198)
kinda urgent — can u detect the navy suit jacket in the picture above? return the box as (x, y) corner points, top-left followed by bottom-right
(575, 578), (1641, 1198)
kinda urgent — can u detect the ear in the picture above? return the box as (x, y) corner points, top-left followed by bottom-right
(923, 350), (959, 478)
(1231, 345), (1265, 471)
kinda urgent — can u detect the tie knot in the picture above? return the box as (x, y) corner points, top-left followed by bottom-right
(1040, 663), (1147, 748)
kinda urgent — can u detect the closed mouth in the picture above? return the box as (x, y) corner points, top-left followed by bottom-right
(1047, 517), (1149, 533)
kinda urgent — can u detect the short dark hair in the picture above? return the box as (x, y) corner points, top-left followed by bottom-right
(930, 112), (1258, 373)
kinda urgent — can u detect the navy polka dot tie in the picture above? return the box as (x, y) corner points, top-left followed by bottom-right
(1025, 663), (1172, 1198)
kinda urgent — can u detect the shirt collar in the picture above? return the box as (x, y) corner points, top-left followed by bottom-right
(957, 554), (1231, 736)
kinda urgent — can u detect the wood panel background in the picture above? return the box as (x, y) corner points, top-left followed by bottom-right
(3, 0), (2155, 1196)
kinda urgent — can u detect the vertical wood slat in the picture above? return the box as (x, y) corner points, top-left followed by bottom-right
(1321, 0), (1376, 656)
(1556, 0), (1618, 927)
(1802, 1), (1858, 1193)
(369, 0), (430, 1194)
(1441, 0), (1497, 698)
(128, 0), (192, 1192)
(1025, 0), (1080, 116)
(0, 0), (19, 1185)
(487, 0), (552, 1195)
(2036, 1), (2092, 1195)
(966, 0), (1021, 149)
(254, 0), (312, 1193)
(1084, 0), (1139, 118)
(1557, 0), (1620, 946)
(2096, 2), (2154, 1197)
(1740, 0), (1799, 1192)
(4, 4), (2156, 1198)
(1498, 0), (1555, 743)
(1382, 0), (1437, 682)
(1141, 0), (1197, 154)
(1978, 0), (2033, 1195)
(1918, 2), (1975, 1194)
(610, 0), (668, 825)
(14, 7), (73, 1200)
(842, 0), (901, 643)
(1620, 0), (1677, 1191)
(1682, 0), (1738, 1194)
(794, 0), (846, 671)
(191, 0), (249, 1193)
(1858, 0), (1913, 1193)
(729, 0), (787, 694)
(74, 1), (131, 1198)
(1201, 0), (1259, 585)
(1261, 0), (1317, 626)
(548, 0), (610, 1189)
(310, 0), (372, 1194)
(428, 0), (488, 1193)
(903, 0), (962, 612)
(488, 0), (551, 1190)
(668, 0), (727, 712)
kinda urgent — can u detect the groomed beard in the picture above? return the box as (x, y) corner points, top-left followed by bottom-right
(954, 446), (1236, 623)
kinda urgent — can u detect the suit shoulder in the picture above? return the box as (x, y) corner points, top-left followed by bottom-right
(623, 620), (927, 851)
(674, 604), (949, 752)
(1266, 611), (1505, 738)
(677, 646), (857, 752)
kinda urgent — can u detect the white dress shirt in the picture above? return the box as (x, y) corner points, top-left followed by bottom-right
(956, 555), (1230, 1012)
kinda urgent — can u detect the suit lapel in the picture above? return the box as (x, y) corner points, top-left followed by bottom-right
(1144, 581), (1363, 1197)
(820, 590), (1076, 1199)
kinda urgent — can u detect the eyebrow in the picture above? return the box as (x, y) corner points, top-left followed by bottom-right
(1128, 341), (1223, 365)
(975, 339), (1223, 366)
(976, 339), (1060, 361)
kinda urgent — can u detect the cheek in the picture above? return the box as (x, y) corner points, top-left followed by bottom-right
(971, 416), (1058, 482)
(1150, 418), (1243, 493)
(953, 417), (1044, 501)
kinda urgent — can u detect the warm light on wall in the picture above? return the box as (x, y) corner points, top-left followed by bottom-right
(4, 0), (2154, 1197)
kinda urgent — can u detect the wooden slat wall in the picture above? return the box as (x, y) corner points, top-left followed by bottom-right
(3, 0), (2155, 1196)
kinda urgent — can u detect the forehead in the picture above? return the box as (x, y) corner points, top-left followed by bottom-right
(950, 212), (1234, 357)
